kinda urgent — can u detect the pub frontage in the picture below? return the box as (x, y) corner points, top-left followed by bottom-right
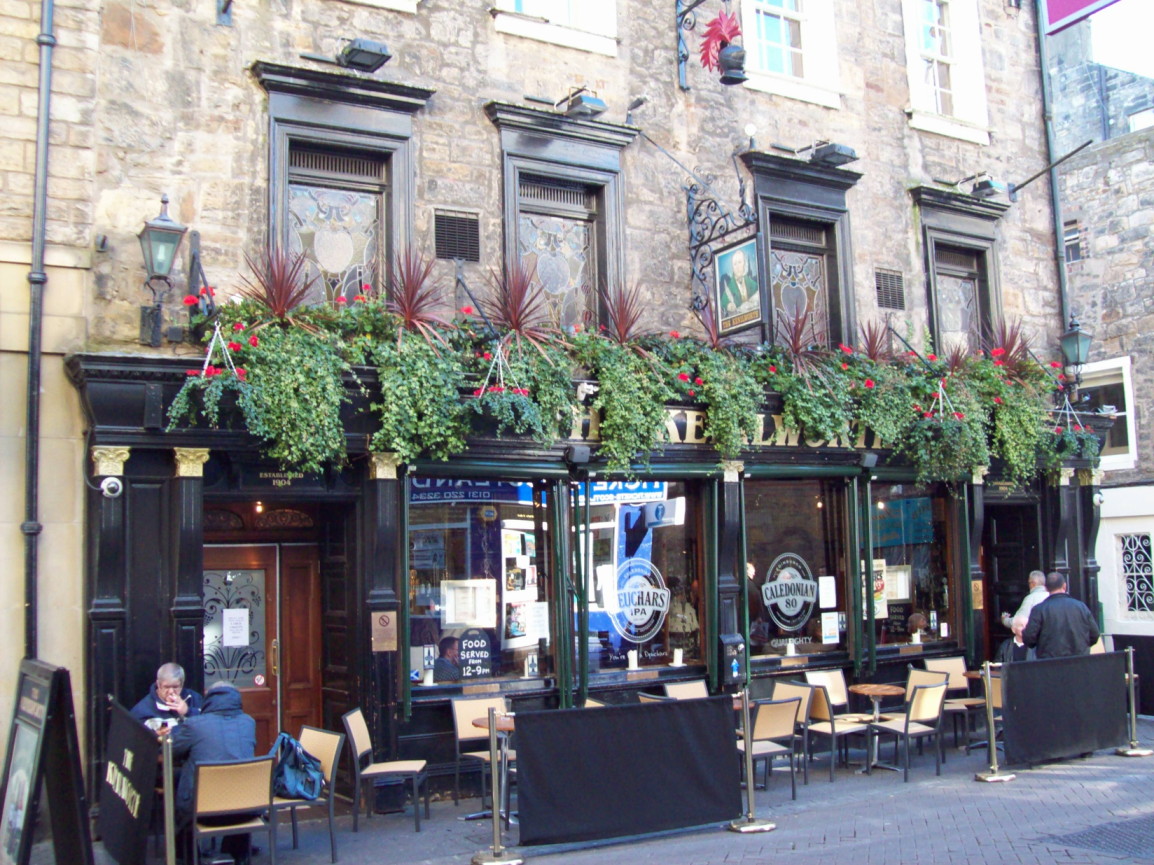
(67, 354), (1105, 793)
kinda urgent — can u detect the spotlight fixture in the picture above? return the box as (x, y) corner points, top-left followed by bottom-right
(625, 95), (647, 125)
(970, 176), (1005, 199)
(556, 87), (607, 119)
(809, 142), (858, 167)
(337, 38), (392, 72)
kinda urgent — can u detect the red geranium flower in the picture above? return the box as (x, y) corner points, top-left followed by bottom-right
(927, 353), (938, 361)
(913, 404), (922, 412)
(233, 322), (246, 331)
(235, 368), (246, 381)
(923, 411), (934, 418)
(1054, 426), (1064, 435)
(670, 330), (681, 339)
(768, 364), (777, 374)
(227, 341), (242, 352)
(688, 389), (696, 397)
(473, 388), (483, 397)
(694, 377), (703, 386)
(864, 379), (875, 389)
(991, 347), (1006, 357)
(841, 362), (849, 370)
(839, 343), (854, 354)
(993, 396), (1003, 404)
(335, 296), (347, 304)
(461, 305), (474, 316)
(1050, 361), (1062, 369)
(1058, 373), (1066, 381)
(678, 372), (690, 382)
(362, 282), (372, 292)
(248, 335), (259, 347)
(483, 352), (493, 361)
(1073, 424), (1083, 431)
(953, 411), (965, 420)
(994, 360), (1005, 366)
(182, 295), (199, 306)
(185, 369), (199, 376)
(354, 294), (366, 302)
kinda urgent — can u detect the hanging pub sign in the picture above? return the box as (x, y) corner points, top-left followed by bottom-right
(714, 237), (764, 335)
(0, 660), (92, 865)
(97, 701), (160, 865)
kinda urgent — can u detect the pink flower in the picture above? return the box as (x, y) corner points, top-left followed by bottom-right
(864, 379), (875, 389)
(182, 295), (199, 306)
(993, 396), (1003, 404)
(227, 341), (242, 352)
(336, 296), (347, 304)
(248, 335), (259, 347)
(991, 347), (1006, 357)
(839, 343), (854, 354)
(232, 322), (246, 331)
(461, 305), (474, 316)
(670, 330), (681, 339)
(678, 372), (690, 382)
(927, 353), (938, 361)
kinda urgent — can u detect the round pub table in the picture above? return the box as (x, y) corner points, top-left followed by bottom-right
(849, 682), (906, 772)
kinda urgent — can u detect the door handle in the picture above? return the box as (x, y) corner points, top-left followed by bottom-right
(270, 638), (279, 678)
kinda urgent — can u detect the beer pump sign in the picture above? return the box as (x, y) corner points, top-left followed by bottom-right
(762, 552), (818, 632)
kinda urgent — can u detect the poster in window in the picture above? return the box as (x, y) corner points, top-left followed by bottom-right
(441, 579), (497, 629)
(861, 559), (888, 619)
(885, 565), (911, 603)
(714, 237), (764, 335)
(502, 601), (537, 649)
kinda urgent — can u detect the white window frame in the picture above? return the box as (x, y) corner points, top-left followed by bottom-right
(1128, 108), (1154, 134)
(900, 0), (990, 145)
(491, 0), (618, 57)
(338, 0), (417, 12)
(739, 0), (842, 109)
(1079, 356), (1137, 472)
(1097, 503), (1154, 637)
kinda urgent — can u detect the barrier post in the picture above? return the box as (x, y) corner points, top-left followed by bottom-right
(728, 687), (776, 834)
(1115, 647), (1152, 758)
(974, 661), (1015, 783)
(472, 707), (522, 865)
(162, 728), (176, 865)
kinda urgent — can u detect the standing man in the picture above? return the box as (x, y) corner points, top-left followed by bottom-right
(1022, 572), (1100, 659)
(1001, 570), (1048, 631)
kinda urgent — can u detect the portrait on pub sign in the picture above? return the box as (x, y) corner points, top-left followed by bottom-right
(713, 238), (764, 335)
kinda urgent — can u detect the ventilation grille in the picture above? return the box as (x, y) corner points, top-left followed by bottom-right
(290, 148), (385, 182)
(875, 269), (906, 310)
(435, 211), (481, 262)
(769, 218), (825, 246)
(935, 247), (978, 271)
(519, 175), (593, 209)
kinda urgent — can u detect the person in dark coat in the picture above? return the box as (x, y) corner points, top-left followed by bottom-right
(130, 662), (202, 726)
(1022, 572), (1100, 659)
(168, 681), (257, 863)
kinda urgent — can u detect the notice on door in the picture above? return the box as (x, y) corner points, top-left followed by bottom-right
(222, 608), (249, 647)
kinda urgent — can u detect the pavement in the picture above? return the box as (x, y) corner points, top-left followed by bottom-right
(72, 716), (1154, 865)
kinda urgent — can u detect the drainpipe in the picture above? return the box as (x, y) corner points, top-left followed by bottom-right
(23, 0), (56, 659)
(1035, 0), (1071, 327)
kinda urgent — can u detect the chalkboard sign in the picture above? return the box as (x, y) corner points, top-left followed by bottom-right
(0, 660), (92, 865)
(458, 628), (494, 679)
(97, 702), (161, 865)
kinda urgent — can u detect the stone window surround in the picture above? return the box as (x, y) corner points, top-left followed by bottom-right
(740, 150), (862, 346)
(484, 102), (636, 321)
(899, 0), (991, 146)
(1080, 356), (1137, 472)
(910, 186), (1008, 354)
(337, 0), (417, 12)
(739, 0), (843, 109)
(490, 0), (618, 57)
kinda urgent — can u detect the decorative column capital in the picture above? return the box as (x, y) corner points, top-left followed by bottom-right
(1056, 467), (1076, 487)
(173, 448), (211, 478)
(369, 452), (402, 480)
(1077, 468), (1104, 487)
(972, 466), (989, 485)
(91, 446), (130, 476)
(720, 460), (744, 483)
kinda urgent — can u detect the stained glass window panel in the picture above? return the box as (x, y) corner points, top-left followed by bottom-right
(288, 184), (381, 304)
(770, 248), (827, 343)
(518, 213), (593, 331)
(937, 274), (979, 353)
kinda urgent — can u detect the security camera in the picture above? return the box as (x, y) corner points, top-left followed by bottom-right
(100, 476), (123, 498)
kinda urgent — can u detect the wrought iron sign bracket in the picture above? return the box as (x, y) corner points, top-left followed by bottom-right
(676, 0), (711, 91)
(685, 152), (758, 311)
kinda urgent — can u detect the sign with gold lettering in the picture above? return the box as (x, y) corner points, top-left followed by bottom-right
(97, 702), (158, 865)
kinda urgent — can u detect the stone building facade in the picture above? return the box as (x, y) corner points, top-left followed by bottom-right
(2, 0), (1097, 780)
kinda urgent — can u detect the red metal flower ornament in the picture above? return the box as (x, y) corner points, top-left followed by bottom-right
(699, 10), (742, 72)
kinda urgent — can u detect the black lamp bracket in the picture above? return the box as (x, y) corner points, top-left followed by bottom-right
(186, 230), (217, 319)
(676, 0), (712, 91)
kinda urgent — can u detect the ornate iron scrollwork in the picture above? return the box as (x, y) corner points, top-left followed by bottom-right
(676, 0), (711, 91)
(685, 154), (758, 309)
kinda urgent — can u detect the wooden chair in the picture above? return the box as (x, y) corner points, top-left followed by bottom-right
(924, 657), (985, 749)
(803, 669), (864, 722)
(805, 685), (867, 782)
(271, 726), (344, 862)
(664, 680), (710, 700)
(450, 696), (510, 809)
(737, 697), (801, 799)
(868, 681), (948, 782)
(770, 680), (815, 784)
(342, 708), (429, 832)
(190, 756), (277, 865)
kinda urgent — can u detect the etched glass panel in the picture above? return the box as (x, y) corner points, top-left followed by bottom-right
(288, 184), (381, 303)
(937, 274), (979, 353)
(518, 213), (592, 331)
(770, 248), (827, 343)
(1118, 533), (1154, 617)
(202, 568), (267, 687)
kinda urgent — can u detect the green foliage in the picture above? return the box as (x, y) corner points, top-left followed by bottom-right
(371, 338), (469, 463)
(759, 353), (855, 444)
(897, 414), (990, 486)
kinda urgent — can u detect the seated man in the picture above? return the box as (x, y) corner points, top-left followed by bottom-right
(995, 614), (1035, 664)
(130, 662), (202, 725)
(169, 681), (257, 865)
(434, 636), (462, 683)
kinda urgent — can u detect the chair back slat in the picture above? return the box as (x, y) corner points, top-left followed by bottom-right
(664, 681), (709, 700)
(905, 667), (948, 700)
(751, 697), (801, 741)
(807, 685), (833, 722)
(771, 681), (812, 725)
(299, 726), (344, 785)
(805, 670), (849, 707)
(637, 692), (674, 703)
(195, 757), (273, 816)
(907, 682), (947, 724)
(451, 697), (507, 745)
(343, 707), (374, 763)
(924, 657), (969, 690)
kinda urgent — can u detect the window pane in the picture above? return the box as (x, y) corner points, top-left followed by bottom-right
(870, 483), (956, 645)
(1118, 533), (1154, 615)
(753, 3), (804, 78)
(771, 248), (828, 343)
(202, 568), (267, 688)
(936, 273), (979, 353)
(1081, 381), (1128, 455)
(579, 482), (702, 672)
(746, 479), (849, 657)
(518, 213), (593, 331)
(288, 185), (381, 303)
(408, 479), (552, 683)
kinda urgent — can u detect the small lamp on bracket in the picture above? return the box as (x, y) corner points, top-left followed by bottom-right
(137, 194), (187, 347)
(1059, 314), (1092, 389)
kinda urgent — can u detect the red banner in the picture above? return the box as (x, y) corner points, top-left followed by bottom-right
(1043, 0), (1123, 34)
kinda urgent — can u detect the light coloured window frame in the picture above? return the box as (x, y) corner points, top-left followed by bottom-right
(740, 0), (842, 109)
(900, 0), (990, 145)
(491, 0), (618, 56)
(1079, 356), (1137, 472)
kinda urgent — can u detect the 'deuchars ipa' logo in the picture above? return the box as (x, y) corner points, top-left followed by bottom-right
(607, 558), (670, 644)
(761, 552), (818, 632)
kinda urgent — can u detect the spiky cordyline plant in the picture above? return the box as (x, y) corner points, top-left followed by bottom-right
(481, 261), (562, 356)
(984, 317), (1036, 383)
(601, 281), (648, 347)
(386, 247), (453, 347)
(240, 247), (319, 327)
(775, 307), (830, 374)
(858, 319), (895, 363)
(692, 294), (727, 352)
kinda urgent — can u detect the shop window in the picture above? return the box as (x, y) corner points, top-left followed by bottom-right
(1079, 357), (1136, 471)
(1116, 533), (1154, 616)
(491, 0), (618, 56)
(486, 102), (635, 333)
(900, 0), (991, 145)
(740, 0), (842, 109)
(869, 483), (959, 646)
(576, 481), (703, 672)
(408, 478), (554, 683)
(744, 478), (850, 658)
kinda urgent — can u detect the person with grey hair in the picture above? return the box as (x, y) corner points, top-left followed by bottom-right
(995, 614), (1036, 664)
(129, 662), (203, 725)
(1022, 572), (1100, 659)
(1001, 570), (1048, 630)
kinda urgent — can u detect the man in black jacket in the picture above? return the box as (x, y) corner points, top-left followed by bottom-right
(130, 662), (202, 726)
(1022, 572), (1100, 659)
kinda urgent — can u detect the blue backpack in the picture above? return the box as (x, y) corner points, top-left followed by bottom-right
(268, 732), (325, 800)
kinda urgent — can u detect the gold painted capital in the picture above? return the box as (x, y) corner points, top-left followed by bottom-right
(721, 461), (744, 483)
(1077, 468), (1104, 487)
(91, 446), (130, 476)
(1056, 467), (1076, 486)
(370, 452), (402, 480)
(174, 448), (211, 478)
(972, 466), (989, 485)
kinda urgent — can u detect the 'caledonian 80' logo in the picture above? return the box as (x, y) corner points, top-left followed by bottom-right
(761, 553), (818, 632)
(607, 559), (671, 644)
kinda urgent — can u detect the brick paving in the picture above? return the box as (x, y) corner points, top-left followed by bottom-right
(79, 717), (1154, 865)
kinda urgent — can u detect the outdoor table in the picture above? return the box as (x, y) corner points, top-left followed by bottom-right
(472, 713), (516, 825)
(849, 682), (906, 772)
